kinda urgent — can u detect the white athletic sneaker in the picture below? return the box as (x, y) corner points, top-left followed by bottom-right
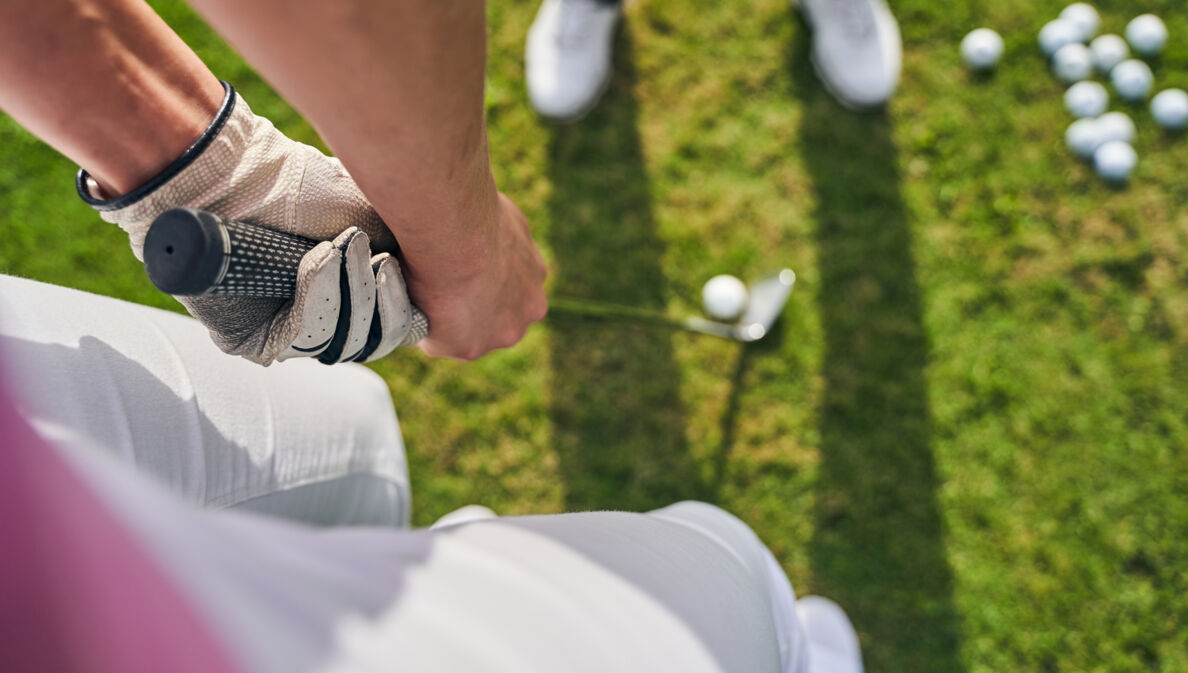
(796, 596), (865, 673)
(525, 0), (621, 122)
(799, 0), (902, 109)
(430, 504), (497, 529)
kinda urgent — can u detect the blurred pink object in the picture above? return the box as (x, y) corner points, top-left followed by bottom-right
(0, 372), (239, 673)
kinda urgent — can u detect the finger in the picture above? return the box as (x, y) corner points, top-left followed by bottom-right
(353, 252), (414, 362)
(383, 255), (430, 348)
(269, 240), (342, 363)
(324, 228), (378, 364)
(418, 340), (485, 362)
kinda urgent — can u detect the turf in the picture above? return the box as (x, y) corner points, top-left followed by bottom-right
(2, 1), (1186, 671)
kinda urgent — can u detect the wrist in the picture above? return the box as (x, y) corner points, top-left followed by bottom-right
(401, 221), (495, 299)
(379, 166), (503, 288)
(78, 67), (224, 198)
(78, 80), (234, 208)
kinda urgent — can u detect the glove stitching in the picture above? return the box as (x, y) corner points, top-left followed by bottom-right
(286, 146), (311, 236)
(291, 335), (334, 353)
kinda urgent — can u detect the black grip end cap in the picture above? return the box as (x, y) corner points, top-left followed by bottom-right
(143, 208), (227, 295)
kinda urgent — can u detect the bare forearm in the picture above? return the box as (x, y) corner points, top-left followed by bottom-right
(0, 0), (223, 196)
(188, 0), (498, 278)
(0, 0), (544, 359)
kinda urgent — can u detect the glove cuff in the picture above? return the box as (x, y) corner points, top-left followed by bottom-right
(76, 80), (237, 211)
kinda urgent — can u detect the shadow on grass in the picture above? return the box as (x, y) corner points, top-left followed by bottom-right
(546, 29), (708, 512)
(709, 311), (790, 498)
(789, 23), (967, 673)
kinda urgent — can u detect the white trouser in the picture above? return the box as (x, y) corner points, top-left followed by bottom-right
(0, 275), (808, 673)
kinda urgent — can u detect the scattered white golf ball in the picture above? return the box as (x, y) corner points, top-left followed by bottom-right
(1060, 3), (1100, 42)
(961, 28), (1004, 71)
(1111, 59), (1154, 101)
(702, 275), (749, 321)
(1039, 19), (1081, 57)
(1096, 111), (1136, 144)
(1089, 34), (1130, 73)
(1053, 43), (1093, 83)
(1093, 140), (1137, 182)
(1126, 14), (1168, 56)
(1064, 81), (1109, 118)
(1151, 89), (1188, 131)
(1066, 118), (1103, 158)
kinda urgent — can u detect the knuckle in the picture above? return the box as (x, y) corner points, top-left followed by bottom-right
(498, 326), (526, 349)
(428, 339), (484, 362)
(529, 296), (549, 323)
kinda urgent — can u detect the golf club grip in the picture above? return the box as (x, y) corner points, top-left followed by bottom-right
(143, 208), (318, 297)
(142, 207), (429, 333)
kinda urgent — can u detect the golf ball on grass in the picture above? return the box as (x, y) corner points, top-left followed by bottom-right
(1096, 111), (1136, 144)
(1066, 118), (1103, 158)
(1089, 34), (1129, 73)
(1151, 89), (1188, 131)
(1053, 43), (1093, 83)
(1126, 14), (1167, 56)
(1111, 60), (1154, 101)
(961, 28), (1004, 70)
(1064, 81), (1108, 118)
(702, 275), (749, 321)
(1060, 3), (1100, 42)
(1039, 19), (1080, 57)
(1094, 140), (1137, 182)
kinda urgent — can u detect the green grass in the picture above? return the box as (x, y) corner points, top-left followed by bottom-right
(3, 1), (1187, 671)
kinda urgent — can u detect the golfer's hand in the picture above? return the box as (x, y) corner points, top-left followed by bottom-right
(79, 83), (421, 366)
(408, 193), (547, 361)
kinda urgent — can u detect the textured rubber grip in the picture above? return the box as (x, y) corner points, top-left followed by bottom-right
(144, 208), (315, 297)
(143, 208), (430, 346)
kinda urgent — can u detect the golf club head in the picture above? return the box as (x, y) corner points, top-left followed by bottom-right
(734, 269), (796, 342)
(549, 268), (795, 343)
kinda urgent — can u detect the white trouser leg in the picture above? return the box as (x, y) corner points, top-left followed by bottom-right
(0, 274), (409, 527)
(2, 276), (810, 673)
(50, 428), (805, 673)
(650, 501), (810, 673)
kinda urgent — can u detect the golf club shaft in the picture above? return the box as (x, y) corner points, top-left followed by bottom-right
(547, 297), (741, 340)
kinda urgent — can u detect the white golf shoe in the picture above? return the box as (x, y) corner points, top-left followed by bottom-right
(430, 504), (497, 529)
(799, 0), (902, 109)
(797, 596), (865, 673)
(525, 0), (621, 122)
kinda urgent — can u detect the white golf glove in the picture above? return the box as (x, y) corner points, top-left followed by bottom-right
(78, 81), (425, 366)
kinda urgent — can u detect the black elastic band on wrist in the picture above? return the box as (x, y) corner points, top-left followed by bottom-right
(76, 80), (237, 212)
